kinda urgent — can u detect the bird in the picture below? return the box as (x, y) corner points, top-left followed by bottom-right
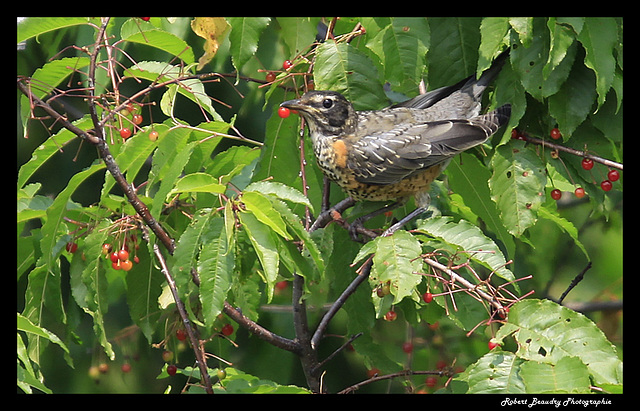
(281, 49), (511, 240)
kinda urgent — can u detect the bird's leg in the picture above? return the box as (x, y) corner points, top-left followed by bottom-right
(348, 201), (403, 242)
(380, 206), (430, 237)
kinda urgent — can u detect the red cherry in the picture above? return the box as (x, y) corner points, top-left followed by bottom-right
(367, 368), (380, 379)
(265, 71), (276, 82)
(102, 243), (112, 256)
(607, 169), (620, 182)
(162, 350), (174, 362)
(148, 130), (159, 141)
(176, 329), (187, 341)
(221, 324), (234, 336)
(120, 259), (133, 271)
(425, 376), (438, 387)
(550, 189), (562, 201)
(110, 252), (120, 263)
(132, 114), (143, 125)
(112, 261), (121, 270)
(278, 106), (291, 118)
(167, 364), (177, 376)
(66, 242), (78, 253)
(488, 341), (500, 350)
(581, 158), (594, 170)
(384, 311), (397, 322)
(140, 17), (151, 22)
(574, 187), (586, 198)
(601, 180), (613, 192)
(422, 292), (433, 303)
(402, 342), (413, 354)
(121, 363), (132, 373)
(282, 59), (293, 70)
(120, 128), (132, 139)
(550, 127), (562, 140)
(118, 249), (129, 261)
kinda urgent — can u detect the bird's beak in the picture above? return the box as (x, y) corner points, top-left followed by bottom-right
(280, 99), (305, 111)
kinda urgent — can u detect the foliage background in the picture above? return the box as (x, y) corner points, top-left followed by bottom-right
(18, 17), (621, 394)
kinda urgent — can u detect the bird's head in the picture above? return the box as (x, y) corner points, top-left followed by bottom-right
(281, 90), (358, 137)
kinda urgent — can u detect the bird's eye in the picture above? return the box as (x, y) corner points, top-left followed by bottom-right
(322, 98), (333, 109)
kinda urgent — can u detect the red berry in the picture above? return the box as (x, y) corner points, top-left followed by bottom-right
(140, 17), (151, 21)
(118, 249), (129, 261)
(550, 127), (562, 140)
(66, 242), (78, 253)
(278, 106), (291, 118)
(607, 169), (620, 182)
(367, 368), (380, 379)
(425, 376), (438, 387)
(282, 59), (293, 70)
(436, 359), (447, 370)
(574, 187), (586, 198)
(102, 243), (112, 256)
(176, 329), (187, 341)
(112, 261), (121, 270)
(581, 158), (594, 171)
(601, 180), (613, 192)
(98, 363), (109, 374)
(148, 130), (159, 141)
(488, 341), (500, 350)
(422, 292), (433, 303)
(133, 255), (140, 264)
(402, 342), (413, 354)
(384, 310), (397, 322)
(110, 252), (120, 263)
(120, 259), (133, 271)
(132, 114), (143, 125)
(550, 189), (562, 201)
(221, 324), (234, 336)
(120, 128), (132, 139)
(265, 71), (276, 82)
(167, 364), (178, 376)
(121, 363), (132, 373)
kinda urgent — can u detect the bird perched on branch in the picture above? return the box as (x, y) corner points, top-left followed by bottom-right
(281, 49), (511, 240)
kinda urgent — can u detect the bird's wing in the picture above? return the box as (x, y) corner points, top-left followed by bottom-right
(349, 105), (511, 185)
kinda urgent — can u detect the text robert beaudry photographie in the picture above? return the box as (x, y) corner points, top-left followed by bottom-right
(501, 397), (614, 408)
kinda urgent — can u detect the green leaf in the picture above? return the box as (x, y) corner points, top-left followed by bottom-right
(78, 219), (115, 360)
(426, 17), (481, 89)
(17, 312), (70, 356)
(150, 140), (198, 219)
(478, 17), (511, 75)
(577, 17), (618, 108)
(102, 122), (164, 199)
(548, 50), (597, 138)
(226, 17), (271, 78)
(18, 115), (91, 188)
(463, 351), (526, 393)
(17, 17), (98, 44)
(519, 356), (591, 394)
(496, 299), (623, 386)
(537, 205), (589, 260)
(198, 217), (234, 330)
(19, 57), (91, 136)
(314, 40), (388, 110)
(367, 230), (423, 305)
(238, 211), (280, 302)
(120, 18), (195, 66)
(168, 172), (226, 198)
(212, 367), (311, 394)
(416, 216), (516, 283)
(125, 246), (163, 342)
(170, 208), (218, 292)
(123, 61), (222, 121)
(245, 180), (313, 212)
(446, 153), (515, 260)
(241, 191), (291, 240)
(489, 140), (546, 237)
(277, 17), (318, 57)
(365, 17), (429, 96)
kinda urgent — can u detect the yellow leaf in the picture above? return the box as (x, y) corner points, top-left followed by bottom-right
(191, 17), (230, 70)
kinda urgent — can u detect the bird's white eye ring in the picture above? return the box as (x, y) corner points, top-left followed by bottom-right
(322, 99), (333, 109)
